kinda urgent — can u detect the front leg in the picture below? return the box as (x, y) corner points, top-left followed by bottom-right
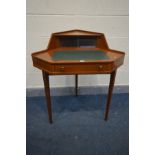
(104, 70), (117, 120)
(42, 71), (52, 123)
(75, 74), (78, 96)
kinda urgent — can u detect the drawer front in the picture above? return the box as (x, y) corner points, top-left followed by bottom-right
(32, 57), (54, 72)
(54, 63), (113, 74)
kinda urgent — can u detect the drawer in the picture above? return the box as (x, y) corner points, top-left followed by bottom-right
(54, 63), (112, 74)
(32, 57), (54, 72)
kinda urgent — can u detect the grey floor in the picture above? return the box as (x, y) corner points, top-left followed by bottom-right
(26, 93), (129, 155)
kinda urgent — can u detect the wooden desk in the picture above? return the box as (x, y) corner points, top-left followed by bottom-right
(32, 29), (125, 123)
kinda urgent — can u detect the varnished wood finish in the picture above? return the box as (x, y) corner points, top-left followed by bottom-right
(31, 29), (125, 123)
(42, 71), (52, 123)
(53, 63), (113, 75)
(32, 47), (125, 75)
(104, 70), (117, 121)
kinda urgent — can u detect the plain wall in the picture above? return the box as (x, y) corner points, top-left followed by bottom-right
(26, 0), (129, 88)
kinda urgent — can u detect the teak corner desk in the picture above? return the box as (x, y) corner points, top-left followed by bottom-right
(32, 29), (125, 123)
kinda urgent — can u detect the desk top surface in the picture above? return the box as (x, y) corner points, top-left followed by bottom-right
(52, 50), (109, 61)
(33, 48), (124, 64)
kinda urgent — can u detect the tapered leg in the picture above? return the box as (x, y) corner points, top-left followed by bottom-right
(104, 70), (117, 121)
(42, 71), (52, 123)
(75, 74), (78, 96)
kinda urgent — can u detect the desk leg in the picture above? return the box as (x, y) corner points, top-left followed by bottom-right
(42, 71), (52, 123)
(104, 70), (117, 121)
(75, 74), (78, 96)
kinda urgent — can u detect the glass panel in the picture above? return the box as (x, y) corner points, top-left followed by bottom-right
(59, 37), (77, 47)
(59, 36), (97, 47)
(78, 37), (96, 47)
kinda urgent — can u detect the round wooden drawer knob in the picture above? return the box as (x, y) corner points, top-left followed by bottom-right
(98, 65), (103, 70)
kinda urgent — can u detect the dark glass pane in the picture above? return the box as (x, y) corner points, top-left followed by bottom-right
(59, 37), (77, 47)
(59, 36), (97, 47)
(79, 37), (97, 47)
